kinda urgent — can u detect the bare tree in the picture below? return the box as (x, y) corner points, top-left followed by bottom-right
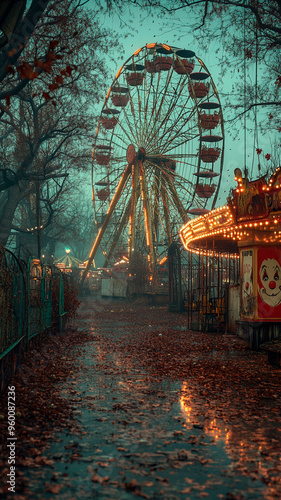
(0, 0), (123, 251)
(0, 0), (50, 91)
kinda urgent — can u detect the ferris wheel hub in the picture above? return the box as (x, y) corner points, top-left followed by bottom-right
(137, 147), (146, 162)
(126, 144), (136, 164)
(127, 145), (146, 164)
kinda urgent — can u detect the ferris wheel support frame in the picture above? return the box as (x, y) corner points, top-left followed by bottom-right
(139, 159), (157, 278)
(82, 163), (132, 282)
(129, 164), (140, 262)
(152, 172), (160, 249)
(104, 189), (139, 268)
(161, 184), (173, 248)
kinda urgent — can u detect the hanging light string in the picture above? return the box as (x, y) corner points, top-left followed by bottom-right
(243, 6), (247, 177)
(251, 20), (259, 177)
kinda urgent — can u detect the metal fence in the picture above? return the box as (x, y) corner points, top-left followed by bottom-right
(169, 242), (240, 333)
(0, 248), (26, 361)
(0, 248), (67, 392)
(27, 259), (54, 343)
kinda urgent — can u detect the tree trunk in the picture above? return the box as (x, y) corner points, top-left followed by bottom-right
(0, 184), (23, 246)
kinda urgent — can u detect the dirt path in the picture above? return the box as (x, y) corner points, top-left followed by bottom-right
(1, 296), (281, 499)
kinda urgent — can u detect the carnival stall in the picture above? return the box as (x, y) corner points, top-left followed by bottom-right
(180, 168), (281, 346)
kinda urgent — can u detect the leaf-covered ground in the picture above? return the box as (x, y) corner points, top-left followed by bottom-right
(1, 296), (281, 499)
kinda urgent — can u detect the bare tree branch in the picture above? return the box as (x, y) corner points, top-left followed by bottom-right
(0, 0), (50, 83)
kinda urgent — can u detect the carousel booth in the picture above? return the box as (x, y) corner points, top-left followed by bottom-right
(180, 168), (281, 348)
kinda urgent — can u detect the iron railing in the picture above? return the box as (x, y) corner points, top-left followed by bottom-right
(0, 247), (67, 391)
(0, 247), (26, 359)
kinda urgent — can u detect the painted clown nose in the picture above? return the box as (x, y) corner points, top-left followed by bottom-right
(269, 281), (276, 289)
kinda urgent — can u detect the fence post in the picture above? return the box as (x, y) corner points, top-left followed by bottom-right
(42, 265), (52, 330)
(59, 273), (67, 333)
(168, 242), (183, 312)
(27, 258), (43, 344)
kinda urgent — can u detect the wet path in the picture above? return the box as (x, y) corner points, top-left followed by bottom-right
(5, 297), (281, 499)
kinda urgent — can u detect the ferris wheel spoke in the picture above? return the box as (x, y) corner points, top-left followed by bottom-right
(143, 74), (156, 138)
(136, 85), (144, 142)
(110, 112), (137, 147)
(129, 165), (140, 259)
(157, 122), (199, 153)
(151, 70), (163, 116)
(146, 72), (174, 147)
(159, 112), (199, 146)
(160, 184), (172, 247)
(152, 171), (161, 247)
(153, 76), (180, 128)
(154, 77), (191, 140)
(128, 92), (143, 141)
(104, 195), (133, 268)
(158, 213), (169, 250)
(108, 167), (129, 195)
(161, 98), (199, 140)
(151, 106), (190, 149)
(162, 173), (189, 223)
(163, 189), (182, 220)
(160, 130), (199, 155)
(158, 70), (187, 112)
(172, 172), (195, 191)
(139, 161), (156, 275)
(117, 107), (139, 145)
(150, 98), (199, 150)
(142, 70), (171, 146)
(127, 90), (142, 144)
(147, 158), (194, 194)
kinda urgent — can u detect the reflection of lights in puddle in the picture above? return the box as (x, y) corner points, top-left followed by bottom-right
(180, 402), (192, 423)
(180, 381), (231, 445)
(179, 381), (276, 484)
(118, 380), (137, 391)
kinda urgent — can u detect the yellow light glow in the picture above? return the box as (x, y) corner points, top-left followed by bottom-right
(134, 47), (142, 56)
(115, 67), (122, 79)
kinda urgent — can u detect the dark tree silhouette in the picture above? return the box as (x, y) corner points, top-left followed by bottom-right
(0, 0), (123, 253)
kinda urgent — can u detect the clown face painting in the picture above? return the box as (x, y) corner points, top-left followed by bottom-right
(241, 250), (254, 317)
(259, 258), (281, 308)
(242, 267), (253, 300)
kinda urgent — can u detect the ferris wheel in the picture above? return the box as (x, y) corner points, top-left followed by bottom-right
(84, 43), (224, 279)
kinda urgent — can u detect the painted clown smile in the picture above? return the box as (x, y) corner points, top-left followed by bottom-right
(261, 288), (281, 298)
(259, 258), (281, 307)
